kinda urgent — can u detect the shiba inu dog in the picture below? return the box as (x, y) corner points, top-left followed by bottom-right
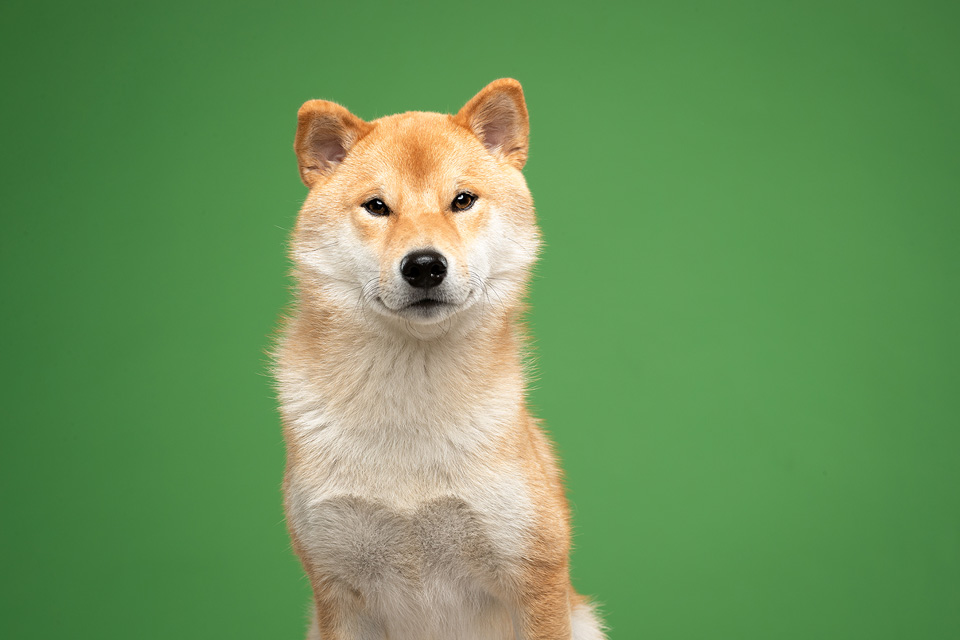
(274, 79), (605, 640)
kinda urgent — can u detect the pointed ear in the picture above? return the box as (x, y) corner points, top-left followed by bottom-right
(454, 78), (529, 170)
(294, 99), (372, 187)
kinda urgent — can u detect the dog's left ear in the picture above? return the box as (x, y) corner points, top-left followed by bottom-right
(454, 78), (529, 170)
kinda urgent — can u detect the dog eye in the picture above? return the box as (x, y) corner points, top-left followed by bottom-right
(362, 198), (391, 216)
(452, 192), (477, 212)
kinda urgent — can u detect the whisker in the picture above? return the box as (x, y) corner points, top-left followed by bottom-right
(354, 277), (379, 322)
(302, 242), (339, 253)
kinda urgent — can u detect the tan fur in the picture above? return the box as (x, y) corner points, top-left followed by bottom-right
(275, 79), (605, 639)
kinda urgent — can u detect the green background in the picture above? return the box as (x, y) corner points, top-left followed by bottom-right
(2, 0), (958, 637)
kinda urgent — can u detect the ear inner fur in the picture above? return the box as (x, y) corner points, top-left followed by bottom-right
(294, 100), (373, 187)
(455, 78), (530, 170)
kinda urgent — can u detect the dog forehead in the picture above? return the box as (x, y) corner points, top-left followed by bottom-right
(352, 112), (480, 188)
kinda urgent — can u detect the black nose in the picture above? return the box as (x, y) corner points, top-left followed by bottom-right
(400, 250), (447, 289)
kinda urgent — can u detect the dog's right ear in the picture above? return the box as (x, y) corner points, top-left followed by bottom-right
(294, 100), (372, 187)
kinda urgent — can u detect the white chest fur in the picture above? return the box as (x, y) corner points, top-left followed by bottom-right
(280, 328), (535, 638)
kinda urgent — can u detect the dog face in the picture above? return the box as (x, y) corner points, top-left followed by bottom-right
(290, 80), (539, 330)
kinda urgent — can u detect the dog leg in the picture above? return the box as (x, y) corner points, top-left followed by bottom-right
(512, 574), (574, 640)
(306, 582), (384, 640)
(305, 607), (321, 640)
(512, 580), (607, 640)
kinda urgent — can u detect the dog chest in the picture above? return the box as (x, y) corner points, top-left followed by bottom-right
(287, 445), (536, 589)
(296, 494), (510, 590)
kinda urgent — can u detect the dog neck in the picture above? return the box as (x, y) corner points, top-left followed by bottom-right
(279, 288), (528, 445)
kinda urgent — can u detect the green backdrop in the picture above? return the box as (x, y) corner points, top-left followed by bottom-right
(2, 1), (958, 638)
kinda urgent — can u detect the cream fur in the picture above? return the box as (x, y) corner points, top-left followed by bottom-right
(275, 79), (605, 639)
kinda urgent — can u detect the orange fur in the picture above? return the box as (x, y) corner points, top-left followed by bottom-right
(275, 79), (604, 639)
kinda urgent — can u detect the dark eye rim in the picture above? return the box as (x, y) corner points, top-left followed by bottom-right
(452, 191), (478, 212)
(362, 198), (391, 216)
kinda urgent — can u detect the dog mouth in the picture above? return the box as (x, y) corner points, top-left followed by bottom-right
(372, 288), (478, 323)
(406, 298), (445, 310)
(375, 295), (453, 314)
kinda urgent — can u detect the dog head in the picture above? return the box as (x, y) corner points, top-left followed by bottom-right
(290, 79), (539, 333)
